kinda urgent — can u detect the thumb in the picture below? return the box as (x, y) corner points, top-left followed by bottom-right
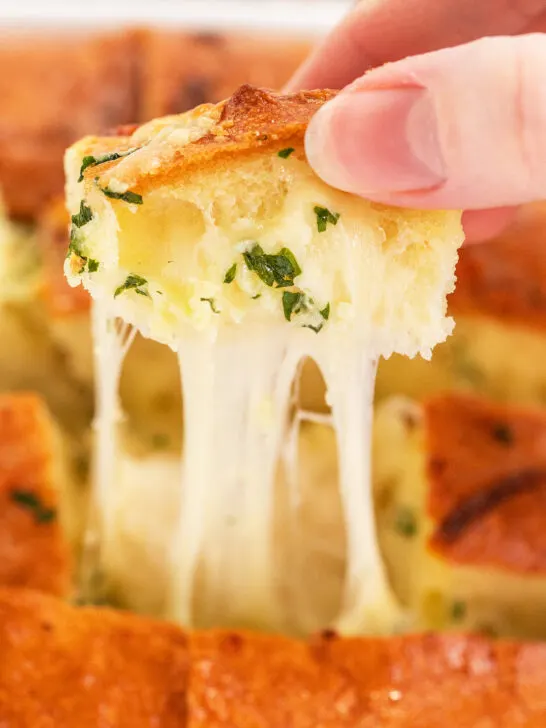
(305, 35), (546, 210)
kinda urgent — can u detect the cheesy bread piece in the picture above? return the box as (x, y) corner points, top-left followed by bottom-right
(0, 30), (138, 220)
(2, 589), (546, 727)
(0, 394), (72, 597)
(139, 30), (311, 118)
(377, 203), (546, 406)
(64, 85), (463, 635)
(374, 393), (546, 639)
(38, 198), (182, 449)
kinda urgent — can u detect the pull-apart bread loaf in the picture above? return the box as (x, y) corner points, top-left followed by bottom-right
(2, 588), (546, 727)
(63, 86), (463, 635)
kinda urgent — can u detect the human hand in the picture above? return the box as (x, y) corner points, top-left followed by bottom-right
(287, 0), (546, 241)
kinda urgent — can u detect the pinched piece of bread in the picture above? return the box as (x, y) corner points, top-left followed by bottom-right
(65, 85), (463, 356)
(2, 588), (546, 726)
(377, 203), (546, 406)
(374, 394), (546, 638)
(0, 394), (71, 596)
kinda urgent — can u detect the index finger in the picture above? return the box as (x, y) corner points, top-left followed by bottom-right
(286, 0), (546, 91)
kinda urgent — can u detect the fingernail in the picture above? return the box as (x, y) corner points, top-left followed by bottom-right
(305, 87), (446, 195)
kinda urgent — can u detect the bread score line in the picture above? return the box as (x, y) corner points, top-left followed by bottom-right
(2, 587), (546, 728)
(64, 85), (464, 634)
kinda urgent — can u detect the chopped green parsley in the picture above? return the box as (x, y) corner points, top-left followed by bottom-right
(200, 297), (220, 314)
(10, 489), (56, 525)
(114, 274), (150, 298)
(320, 303), (330, 320)
(243, 244), (302, 288)
(282, 291), (308, 321)
(99, 183), (143, 205)
(314, 205), (340, 233)
(78, 148), (138, 182)
(71, 200), (93, 228)
(277, 147), (295, 159)
(451, 600), (467, 622)
(394, 507), (417, 538)
(224, 263), (237, 284)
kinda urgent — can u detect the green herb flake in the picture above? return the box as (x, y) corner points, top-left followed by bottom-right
(314, 205), (340, 233)
(87, 258), (100, 273)
(71, 200), (93, 228)
(10, 489), (56, 525)
(394, 507), (417, 538)
(99, 183), (143, 205)
(282, 291), (307, 321)
(200, 297), (220, 314)
(451, 600), (467, 622)
(78, 148), (137, 182)
(251, 294), (262, 300)
(277, 147), (295, 159)
(303, 323), (323, 334)
(224, 263), (237, 284)
(320, 303), (330, 320)
(114, 274), (149, 298)
(243, 244), (302, 288)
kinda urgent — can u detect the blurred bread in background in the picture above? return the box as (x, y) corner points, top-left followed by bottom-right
(0, 393), (73, 597)
(374, 393), (546, 639)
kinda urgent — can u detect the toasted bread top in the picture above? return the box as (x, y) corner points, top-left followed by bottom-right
(451, 203), (546, 331)
(72, 85), (336, 198)
(0, 394), (70, 595)
(425, 393), (546, 574)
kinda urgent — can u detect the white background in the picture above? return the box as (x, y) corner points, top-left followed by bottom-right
(0, 0), (353, 34)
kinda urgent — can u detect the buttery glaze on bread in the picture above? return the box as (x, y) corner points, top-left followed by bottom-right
(1, 588), (546, 727)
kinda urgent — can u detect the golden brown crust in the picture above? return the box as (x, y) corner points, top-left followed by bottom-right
(82, 85), (336, 197)
(191, 630), (546, 727)
(0, 394), (70, 596)
(138, 30), (311, 119)
(0, 31), (139, 219)
(425, 394), (546, 574)
(450, 203), (546, 331)
(2, 589), (546, 726)
(0, 588), (188, 727)
(38, 198), (90, 316)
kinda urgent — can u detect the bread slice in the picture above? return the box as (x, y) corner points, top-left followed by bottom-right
(377, 203), (546, 406)
(0, 31), (139, 220)
(0, 394), (72, 596)
(374, 393), (546, 639)
(2, 588), (546, 726)
(64, 85), (463, 635)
